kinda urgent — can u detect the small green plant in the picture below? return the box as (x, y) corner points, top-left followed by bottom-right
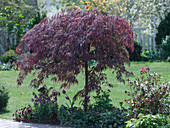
(1, 50), (18, 63)
(126, 113), (168, 128)
(92, 89), (113, 111)
(141, 49), (160, 61)
(0, 83), (9, 111)
(124, 67), (169, 118)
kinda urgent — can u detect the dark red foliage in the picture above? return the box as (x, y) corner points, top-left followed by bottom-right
(16, 8), (134, 110)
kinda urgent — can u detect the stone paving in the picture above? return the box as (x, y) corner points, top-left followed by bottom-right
(0, 119), (71, 128)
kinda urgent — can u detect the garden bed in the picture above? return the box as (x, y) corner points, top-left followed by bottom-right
(0, 62), (169, 120)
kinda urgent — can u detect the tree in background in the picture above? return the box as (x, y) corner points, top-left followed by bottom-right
(155, 12), (170, 47)
(16, 8), (134, 111)
(57, 0), (169, 31)
(0, 0), (46, 51)
(133, 0), (169, 28)
(0, 0), (36, 28)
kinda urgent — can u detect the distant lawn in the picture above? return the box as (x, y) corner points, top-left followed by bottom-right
(0, 62), (170, 120)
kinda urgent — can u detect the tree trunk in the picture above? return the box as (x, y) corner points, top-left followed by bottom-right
(84, 60), (88, 111)
(7, 33), (10, 51)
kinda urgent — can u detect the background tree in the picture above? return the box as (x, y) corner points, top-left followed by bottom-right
(155, 12), (170, 47)
(61, 0), (169, 32)
(0, 0), (46, 51)
(133, 0), (169, 28)
(0, 0), (35, 28)
(16, 8), (134, 111)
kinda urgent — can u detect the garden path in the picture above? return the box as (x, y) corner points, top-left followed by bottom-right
(0, 119), (71, 128)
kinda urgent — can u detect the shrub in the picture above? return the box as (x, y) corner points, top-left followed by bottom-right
(155, 12), (170, 47)
(159, 35), (170, 61)
(13, 85), (60, 124)
(127, 41), (142, 61)
(126, 113), (168, 128)
(58, 90), (129, 128)
(141, 49), (160, 62)
(0, 83), (9, 111)
(124, 67), (169, 118)
(1, 50), (18, 63)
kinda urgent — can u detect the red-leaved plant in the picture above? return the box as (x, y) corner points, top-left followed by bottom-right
(13, 105), (33, 123)
(125, 67), (169, 118)
(15, 8), (134, 111)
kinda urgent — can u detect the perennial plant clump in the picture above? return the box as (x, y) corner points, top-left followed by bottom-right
(126, 113), (168, 128)
(13, 85), (60, 124)
(15, 8), (134, 111)
(125, 67), (169, 118)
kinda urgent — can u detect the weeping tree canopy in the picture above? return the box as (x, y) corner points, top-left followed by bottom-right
(16, 8), (134, 110)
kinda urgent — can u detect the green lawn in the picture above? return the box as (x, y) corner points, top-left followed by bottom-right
(0, 62), (170, 120)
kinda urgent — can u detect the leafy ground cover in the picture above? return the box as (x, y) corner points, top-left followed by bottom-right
(0, 62), (169, 120)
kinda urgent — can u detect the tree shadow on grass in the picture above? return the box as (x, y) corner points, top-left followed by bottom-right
(0, 109), (10, 114)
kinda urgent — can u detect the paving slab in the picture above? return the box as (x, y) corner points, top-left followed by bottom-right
(0, 119), (71, 128)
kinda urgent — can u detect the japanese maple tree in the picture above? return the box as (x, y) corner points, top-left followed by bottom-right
(16, 8), (134, 111)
